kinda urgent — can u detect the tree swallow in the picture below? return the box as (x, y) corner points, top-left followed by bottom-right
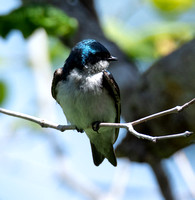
(51, 39), (121, 166)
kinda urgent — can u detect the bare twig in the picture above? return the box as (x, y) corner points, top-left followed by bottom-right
(131, 98), (195, 126)
(0, 98), (194, 142)
(99, 122), (192, 142)
(0, 107), (76, 131)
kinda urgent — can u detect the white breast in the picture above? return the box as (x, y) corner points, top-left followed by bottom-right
(56, 69), (116, 130)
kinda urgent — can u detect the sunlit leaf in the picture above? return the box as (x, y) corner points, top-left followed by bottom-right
(151, 0), (193, 13)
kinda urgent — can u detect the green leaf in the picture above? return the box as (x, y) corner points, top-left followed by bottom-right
(0, 4), (78, 38)
(0, 81), (7, 105)
(151, 0), (193, 12)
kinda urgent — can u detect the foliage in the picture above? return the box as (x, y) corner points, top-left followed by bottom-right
(104, 21), (194, 62)
(0, 4), (78, 38)
(151, 0), (194, 13)
(0, 81), (6, 105)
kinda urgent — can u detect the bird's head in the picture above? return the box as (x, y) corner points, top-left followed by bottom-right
(65, 39), (117, 74)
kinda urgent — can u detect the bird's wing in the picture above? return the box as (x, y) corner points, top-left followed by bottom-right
(103, 70), (121, 142)
(51, 67), (64, 100)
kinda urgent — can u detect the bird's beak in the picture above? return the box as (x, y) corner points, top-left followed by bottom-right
(107, 56), (118, 61)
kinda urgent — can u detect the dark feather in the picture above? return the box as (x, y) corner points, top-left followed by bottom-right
(107, 145), (117, 166)
(91, 141), (117, 166)
(90, 142), (105, 166)
(103, 70), (121, 141)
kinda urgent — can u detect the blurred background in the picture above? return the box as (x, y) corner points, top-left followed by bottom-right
(0, 0), (195, 199)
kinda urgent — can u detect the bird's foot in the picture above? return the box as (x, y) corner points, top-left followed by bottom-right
(76, 127), (84, 133)
(92, 121), (101, 132)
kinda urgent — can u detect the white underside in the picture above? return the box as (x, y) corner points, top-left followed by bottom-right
(56, 68), (116, 145)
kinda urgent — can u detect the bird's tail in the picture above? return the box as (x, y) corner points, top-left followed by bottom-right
(90, 142), (117, 166)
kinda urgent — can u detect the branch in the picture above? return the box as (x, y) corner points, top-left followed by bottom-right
(0, 107), (76, 131)
(131, 98), (195, 126)
(0, 98), (194, 142)
(100, 98), (195, 142)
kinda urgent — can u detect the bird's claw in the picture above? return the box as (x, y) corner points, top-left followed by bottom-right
(76, 127), (84, 133)
(92, 121), (100, 132)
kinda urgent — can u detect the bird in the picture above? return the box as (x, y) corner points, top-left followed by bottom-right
(51, 39), (121, 166)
